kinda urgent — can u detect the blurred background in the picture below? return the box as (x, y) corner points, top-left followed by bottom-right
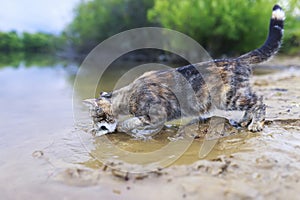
(0, 0), (299, 62)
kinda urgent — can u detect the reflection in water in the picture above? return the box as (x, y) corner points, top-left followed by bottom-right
(0, 53), (70, 68)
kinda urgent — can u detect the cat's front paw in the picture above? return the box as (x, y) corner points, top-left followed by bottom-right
(247, 121), (264, 132)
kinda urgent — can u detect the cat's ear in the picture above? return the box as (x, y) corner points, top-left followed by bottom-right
(83, 98), (98, 108)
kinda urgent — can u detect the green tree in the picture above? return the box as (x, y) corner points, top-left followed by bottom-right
(22, 32), (57, 53)
(281, 0), (300, 54)
(66, 0), (155, 53)
(148, 0), (300, 56)
(0, 31), (23, 52)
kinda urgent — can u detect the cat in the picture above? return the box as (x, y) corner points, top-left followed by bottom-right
(84, 5), (285, 138)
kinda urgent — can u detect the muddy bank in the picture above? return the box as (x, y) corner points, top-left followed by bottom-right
(49, 57), (300, 199)
(52, 120), (299, 199)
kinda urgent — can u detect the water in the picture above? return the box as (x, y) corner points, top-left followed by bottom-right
(0, 55), (200, 197)
(0, 57), (76, 198)
(1, 54), (300, 199)
(0, 54), (229, 183)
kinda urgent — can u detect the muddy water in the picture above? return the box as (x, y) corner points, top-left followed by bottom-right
(0, 56), (300, 199)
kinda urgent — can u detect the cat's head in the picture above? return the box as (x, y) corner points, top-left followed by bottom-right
(83, 94), (117, 135)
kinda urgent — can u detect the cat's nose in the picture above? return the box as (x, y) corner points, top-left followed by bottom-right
(99, 125), (109, 131)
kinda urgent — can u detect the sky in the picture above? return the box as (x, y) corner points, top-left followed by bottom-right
(0, 0), (80, 34)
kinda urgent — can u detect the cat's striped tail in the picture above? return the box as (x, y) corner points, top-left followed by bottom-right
(237, 5), (285, 65)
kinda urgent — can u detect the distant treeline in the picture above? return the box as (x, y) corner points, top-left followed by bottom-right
(64, 0), (300, 56)
(0, 31), (64, 53)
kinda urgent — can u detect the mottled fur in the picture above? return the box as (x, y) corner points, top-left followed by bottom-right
(85, 5), (285, 137)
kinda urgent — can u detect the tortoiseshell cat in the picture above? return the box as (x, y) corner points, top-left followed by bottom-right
(84, 5), (285, 137)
